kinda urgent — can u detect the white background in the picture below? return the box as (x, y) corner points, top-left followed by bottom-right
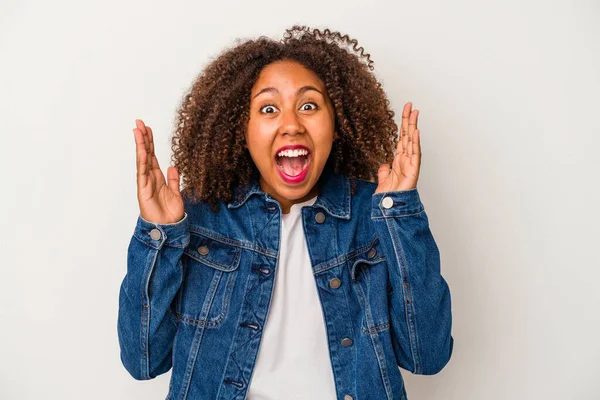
(1, 0), (599, 399)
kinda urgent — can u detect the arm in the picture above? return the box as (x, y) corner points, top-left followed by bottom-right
(371, 188), (453, 375)
(117, 212), (190, 380)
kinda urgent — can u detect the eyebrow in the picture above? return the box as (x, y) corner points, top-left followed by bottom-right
(252, 85), (323, 99)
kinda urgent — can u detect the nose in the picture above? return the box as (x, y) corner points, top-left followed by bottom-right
(278, 109), (304, 136)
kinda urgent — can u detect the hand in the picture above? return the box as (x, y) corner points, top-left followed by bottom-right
(133, 119), (184, 224)
(375, 102), (421, 193)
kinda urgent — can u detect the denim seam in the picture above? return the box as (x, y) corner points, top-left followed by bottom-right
(190, 226), (276, 258)
(133, 233), (189, 250)
(355, 281), (394, 399)
(372, 209), (425, 219)
(352, 274), (367, 327)
(217, 295), (264, 399)
(361, 321), (391, 335)
(175, 313), (227, 327)
(314, 236), (382, 275)
(178, 263), (220, 399)
(167, 321), (180, 399)
(382, 216), (422, 374)
(184, 246), (241, 271)
(175, 266), (233, 328)
(349, 255), (386, 281)
(141, 248), (159, 379)
(243, 201), (257, 245)
(178, 324), (208, 400)
(139, 212), (189, 226)
(372, 187), (419, 194)
(207, 270), (238, 327)
(169, 308), (178, 328)
(337, 266), (359, 391)
(200, 267), (223, 323)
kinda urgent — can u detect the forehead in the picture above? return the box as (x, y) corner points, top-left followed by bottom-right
(251, 60), (325, 94)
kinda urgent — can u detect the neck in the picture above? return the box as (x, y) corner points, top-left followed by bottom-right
(259, 178), (319, 214)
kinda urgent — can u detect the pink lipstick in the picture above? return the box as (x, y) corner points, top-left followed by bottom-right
(274, 144), (311, 184)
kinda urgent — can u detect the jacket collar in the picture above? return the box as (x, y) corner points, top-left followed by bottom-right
(227, 168), (351, 219)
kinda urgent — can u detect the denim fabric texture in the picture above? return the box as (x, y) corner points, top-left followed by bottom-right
(117, 168), (453, 400)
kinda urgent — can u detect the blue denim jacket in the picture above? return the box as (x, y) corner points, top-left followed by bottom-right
(117, 169), (453, 400)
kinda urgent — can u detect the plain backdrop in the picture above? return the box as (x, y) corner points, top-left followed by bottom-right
(1, 0), (599, 399)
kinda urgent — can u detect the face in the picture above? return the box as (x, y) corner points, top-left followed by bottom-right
(244, 59), (337, 213)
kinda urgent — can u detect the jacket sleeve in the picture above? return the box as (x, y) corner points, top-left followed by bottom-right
(371, 188), (453, 375)
(117, 212), (190, 380)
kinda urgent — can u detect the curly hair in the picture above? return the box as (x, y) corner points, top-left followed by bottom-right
(170, 25), (399, 211)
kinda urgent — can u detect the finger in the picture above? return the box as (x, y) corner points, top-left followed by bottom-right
(396, 131), (404, 159)
(136, 119), (151, 155)
(146, 125), (161, 171)
(407, 109), (418, 156)
(413, 128), (421, 160)
(135, 119), (147, 134)
(401, 102), (412, 155)
(133, 128), (148, 188)
(396, 102), (410, 157)
(166, 166), (181, 194)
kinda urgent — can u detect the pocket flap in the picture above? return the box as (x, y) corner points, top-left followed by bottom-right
(184, 233), (241, 272)
(350, 237), (386, 281)
(350, 255), (386, 281)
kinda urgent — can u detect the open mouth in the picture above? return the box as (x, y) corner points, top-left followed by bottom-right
(275, 152), (309, 176)
(274, 146), (311, 183)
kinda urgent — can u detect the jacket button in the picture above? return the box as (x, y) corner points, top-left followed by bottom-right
(341, 338), (353, 347)
(329, 277), (341, 289)
(367, 248), (377, 259)
(315, 212), (326, 223)
(344, 396), (354, 400)
(198, 245), (209, 255)
(150, 229), (161, 240)
(382, 196), (394, 209)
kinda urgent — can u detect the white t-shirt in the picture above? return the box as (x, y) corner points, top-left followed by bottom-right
(246, 196), (337, 400)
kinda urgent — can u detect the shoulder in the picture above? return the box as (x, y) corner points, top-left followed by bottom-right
(346, 176), (377, 215)
(180, 188), (232, 222)
(349, 176), (378, 197)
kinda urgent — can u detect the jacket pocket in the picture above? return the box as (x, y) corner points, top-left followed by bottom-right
(179, 232), (242, 327)
(348, 236), (386, 282)
(347, 237), (390, 333)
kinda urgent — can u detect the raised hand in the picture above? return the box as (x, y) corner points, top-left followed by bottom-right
(133, 119), (184, 224)
(375, 102), (421, 194)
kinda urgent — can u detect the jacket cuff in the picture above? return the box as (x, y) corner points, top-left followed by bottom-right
(133, 213), (190, 249)
(371, 188), (424, 218)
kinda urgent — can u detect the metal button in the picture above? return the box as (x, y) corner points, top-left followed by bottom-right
(344, 396), (354, 400)
(367, 248), (377, 259)
(329, 277), (341, 289)
(198, 245), (209, 255)
(315, 212), (326, 223)
(150, 228), (161, 240)
(382, 196), (394, 209)
(341, 337), (353, 347)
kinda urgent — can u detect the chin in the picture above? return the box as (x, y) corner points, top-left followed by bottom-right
(274, 180), (314, 199)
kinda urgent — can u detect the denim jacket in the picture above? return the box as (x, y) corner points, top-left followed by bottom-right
(117, 168), (453, 400)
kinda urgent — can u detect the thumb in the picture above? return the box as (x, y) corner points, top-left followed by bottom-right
(377, 164), (391, 185)
(166, 166), (181, 195)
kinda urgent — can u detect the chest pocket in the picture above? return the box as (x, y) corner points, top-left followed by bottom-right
(179, 232), (241, 327)
(349, 236), (386, 282)
(347, 236), (391, 333)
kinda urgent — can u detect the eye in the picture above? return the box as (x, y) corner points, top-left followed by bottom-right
(300, 102), (318, 111)
(260, 104), (279, 114)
